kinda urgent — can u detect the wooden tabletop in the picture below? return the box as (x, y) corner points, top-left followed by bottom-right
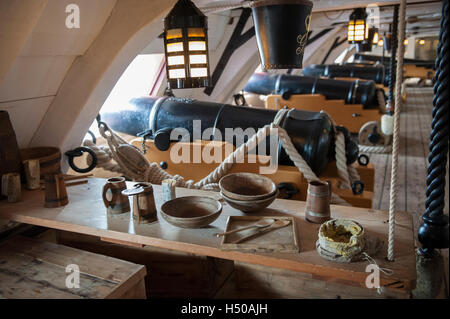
(0, 178), (416, 291)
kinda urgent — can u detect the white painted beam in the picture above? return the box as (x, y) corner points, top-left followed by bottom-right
(30, 0), (177, 172)
(0, 0), (48, 83)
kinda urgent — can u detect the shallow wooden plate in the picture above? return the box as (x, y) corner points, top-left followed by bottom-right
(220, 215), (299, 253)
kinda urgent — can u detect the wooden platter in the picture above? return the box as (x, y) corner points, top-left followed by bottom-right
(220, 216), (299, 253)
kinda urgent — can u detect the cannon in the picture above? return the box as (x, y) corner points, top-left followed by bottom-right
(101, 96), (359, 176)
(301, 64), (386, 85)
(99, 96), (374, 207)
(242, 72), (378, 109)
(353, 53), (436, 69)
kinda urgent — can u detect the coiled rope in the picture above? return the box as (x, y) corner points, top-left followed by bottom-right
(86, 109), (357, 205)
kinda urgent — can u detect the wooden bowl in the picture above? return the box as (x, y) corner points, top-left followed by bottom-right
(219, 173), (277, 201)
(220, 189), (279, 213)
(160, 196), (222, 228)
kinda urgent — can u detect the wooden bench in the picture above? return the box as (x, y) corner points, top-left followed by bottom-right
(0, 236), (147, 299)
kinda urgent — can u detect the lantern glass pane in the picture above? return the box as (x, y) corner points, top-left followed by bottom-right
(169, 68), (186, 79)
(188, 28), (205, 37)
(189, 41), (206, 51)
(190, 68), (207, 77)
(189, 54), (207, 64)
(348, 21), (355, 41)
(167, 55), (185, 66)
(167, 42), (184, 52)
(166, 29), (183, 40)
(353, 20), (365, 41)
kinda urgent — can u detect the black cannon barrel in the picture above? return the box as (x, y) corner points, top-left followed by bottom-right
(243, 72), (378, 109)
(302, 64), (386, 85)
(353, 53), (436, 69)
(101, 96), (359, 176)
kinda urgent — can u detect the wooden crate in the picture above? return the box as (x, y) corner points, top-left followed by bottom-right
(0, 236), (147, 299)
(57, 230), (235, 298)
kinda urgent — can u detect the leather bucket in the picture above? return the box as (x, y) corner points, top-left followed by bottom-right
(251, 0), (313, 69)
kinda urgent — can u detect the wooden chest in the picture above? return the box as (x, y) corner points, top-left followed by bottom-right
(0, 236), (147, 299)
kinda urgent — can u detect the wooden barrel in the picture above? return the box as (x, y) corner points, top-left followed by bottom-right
(44, 173), (68, 208)
(0, 111), (22, 198)
(20, 147), (61, 178)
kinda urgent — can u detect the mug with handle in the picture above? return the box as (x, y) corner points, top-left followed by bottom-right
(102, 177), (130, 214)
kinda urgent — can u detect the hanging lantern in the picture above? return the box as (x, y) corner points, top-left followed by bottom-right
(251, 0), (313, 69)
(348, 8), (368, 44)
(403, 38), (408, 45)
(163, 0), (210, 89)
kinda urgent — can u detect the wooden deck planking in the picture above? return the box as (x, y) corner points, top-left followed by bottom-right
(370, 87), (437, 235)
(369, 87), (448, 298)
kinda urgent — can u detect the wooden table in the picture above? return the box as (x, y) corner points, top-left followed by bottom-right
(0, 178), (416, 294)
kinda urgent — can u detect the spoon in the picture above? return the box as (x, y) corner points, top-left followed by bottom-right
(215, 218), (275, 237)
(231, 219), (291, 244)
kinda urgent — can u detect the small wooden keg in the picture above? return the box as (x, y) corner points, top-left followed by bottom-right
(23, 159), (40, 190)
(44, 172), (68, 208)
(1, 173), (21, 203)
(305, 180), (331, 223)
(122, 183), (157, 224)
(102, 177), (130, 214)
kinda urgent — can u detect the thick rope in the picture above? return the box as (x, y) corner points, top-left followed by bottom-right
(377, 89), (386, 110)
(418, 0), (449, 254)
(387, 5), (399, 108)
(83, 140), (122, 174)
(387, 0), (407, 261)
(335, 132), (351, 188)
(358, 144), (392, 154)
(320, 110), (361, 189)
